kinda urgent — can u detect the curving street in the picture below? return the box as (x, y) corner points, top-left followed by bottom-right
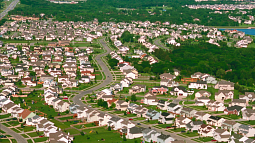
(0, 0), (19, 20)
(72, 39), (113, 106)
(0, 123), (28, 143)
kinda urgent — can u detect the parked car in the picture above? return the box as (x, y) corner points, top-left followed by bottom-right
(211, 139), (217, 142)
(158, 122), (163, 124)
(181, 130), (186, 133)
(137, 123), (141, 125)
(129, 118), (133, 120)
(166, 126), (171, 128)
(171, 125), (176, 127)
(39, 135), (44, 137)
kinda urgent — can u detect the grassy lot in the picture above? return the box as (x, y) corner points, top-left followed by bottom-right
(58, 116), (74, 120)
(2, 123), (11, 127)
(0, 114), (11, 119)
(117, 87), (131, 94)
(192, 137), (213, 142)
(21, 134), (29, 138)
(27, 132), (44, 137)
(0, 130), (6, 133)
(11, 128), (21, 133)
(219, 114), (241, 120)
(27, 139), (33, 143)
(95, 71), (103, 80)
(7, 121), (20, 126)
(154, 124), (173, 128)
(74, 123), (96, 129)
(133, 117), (146, 121)
(112, 110), (124, 114)
(238, 120), (255, 125)
(178, 131), (199, 137)
(17, 126), (35, 132)
(65, 83), (91, 90)
(125, 114), (137, 117)
(66, 129), (81, 135)
(33, 137), (48, 142)
(142, 120), (159, 124)
(189, 106), (208, 110)
(63, 120), (81, 126)
(11, 139), (17, 143)
(145, 105), (167, 112)
(206, 111), (224, 114)
(74, 127), (141, 143)
(169, 128), (186, 132)
(184, 101), (196, 104)
(0, 139), (10, 143)
(50, 119), (70, 129)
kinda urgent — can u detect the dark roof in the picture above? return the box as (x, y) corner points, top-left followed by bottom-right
(161, 112), (170, 116)
(226, 105), (243, 112)
(168, 103), (178, 107)
(171, 86), (187, 92)
(209, 116), (222, 121)
(129, 127), (145, 134)
(157, 134), (171, 140)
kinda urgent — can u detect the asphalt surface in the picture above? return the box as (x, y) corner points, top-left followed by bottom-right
(72, 38), (197, 142)
(72, 39), (113, 105)
(0, 0), (19, 20)
(0, 123), (28, 143)
(154, 39), (170, 50)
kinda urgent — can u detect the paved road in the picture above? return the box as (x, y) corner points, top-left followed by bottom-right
(0, 123), (28, 143)
(154, 39), (170, 50)
(72, 39), (113, 105)
(0, 0), (19, 19)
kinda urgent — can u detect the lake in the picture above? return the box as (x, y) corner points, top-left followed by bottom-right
(219, 28), (255, 36)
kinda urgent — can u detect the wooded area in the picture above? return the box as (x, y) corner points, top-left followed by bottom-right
(4, 0), (239, 26)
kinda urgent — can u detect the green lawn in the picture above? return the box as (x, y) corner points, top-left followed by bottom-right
(125, 114), (137, 117)
(66, 129), (81, 135)
(50, 119), (70, 129)
(219, 114), (241, 120)
(95, 71), (103, 80)
(117, 87), (131, 94)
(63, 120), (81, 126)
(27, 132), (43, 137)
(154, 124), (173, 128)
(142, 120), (159, 124)
(58, 116), (74, 120)
(17, 126), (35, 132)
(0, 130), (6, 133)
(184, 101), (196, 104)
(170, 128), (186, 132)
(192, 137), (213, 142)
(2, 123), (11, 127)
(7, 121), (20, 126)
(238, 120), (255, 125)
(133, 117), (146, 121)
(11, 139), (17, 143)
(0, 139), (10, 143)
(74, 123), (96, 129)
(65, 83), (91, 90)
(33, 137), (48, 142)
(11, 128), (21, 133)
(189, 106), (208, 110)
(27, 139), (33, 143)
(178, 131), (199, 137)
(74, 127), (141, 143)
(21, 134), (29, 138)
(112, 110), (124, 114)
(0, 114), (11, 119)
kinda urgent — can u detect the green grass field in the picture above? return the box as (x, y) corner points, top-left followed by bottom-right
(0, 114), (11, 119)
(33, 137), (48, 142)
(17, 126), (35, 132)
(49, 119), (70, 129)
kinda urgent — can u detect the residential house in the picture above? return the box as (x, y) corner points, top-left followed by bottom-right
(239, 92), (255, 102)
(150, 86), (168, 94)
(195, 90), (211, 99)
(180, 107), (197, 118)
(18, 109), (36, 122)
(214, 81), (235, 90)
(175, 116), (192, 128)
(160, 73), (176, 80)
(167, 103), (182, 114)
(221, 120), (241, 132)
(194, 112), (211, 121)
(142, 128), (161, 143)
(229, 99), (248, 107)
(157, 134), (174, 143)
(115, 100), (129, 111)
(215, 90), (234, 102)
(188, 81), (207, 89)
(241, 108), (255, 120)
(239, 124), (255, 137)
(126, 127), (145, 139)
(186, 121), (204, 132)
(224, 105), (243, 115)
(207, 100), (226, 111)
(207, 116), (225, 127)
(129, 84), (146, 94)
(158, 112), (175, 124)
(143, 92), (158, 105)
(145, 109), (160, 120)
(213, 128), (231, 142)
(157, 100), (169, 110)
(170, 86), (188, 97)
(198, 124), (215, 137)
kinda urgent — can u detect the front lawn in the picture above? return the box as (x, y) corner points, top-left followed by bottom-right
(50, 119), (70, 129)
(7, 121), (20, 126)
(178, 131), (199, 137)
(142, 120), (159, 124)
(238, 120), (255, 125)
(63, 120), (81, 126)
(0, 114), (11, 119)
(154, 124), (173, 128)
(66, 129), (80, 135)
(133, 117), (146, 121)
(184, 101), (196, 104)
(17, 126), (35, 132)
(27, 132), (44, 137)
(74, 123), (96, 129)
(112, 110), (124, 114)
(58, 116), (74, 120)
(169, 128), (186, 132)
(0, 139), (10, 143)
(189, 106), (208, 110)
(33, 137), (48, 142)
(192, 137), (213, 142)
(21, 134), (29, 138)
(219, 114), (241, 120)
(74, 127), (141, 143)
(2, 123), (11, 127)
(11, 128), (21, 133)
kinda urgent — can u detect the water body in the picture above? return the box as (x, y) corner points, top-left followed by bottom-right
(219, 28), (255, 36)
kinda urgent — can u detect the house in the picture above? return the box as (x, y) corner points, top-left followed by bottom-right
(115, 100), (129, 111)
(241, 108), (255, 120)
(142, 128), (161, 143)
(167, 103), (182, 114)
(49, 131), (73, 143)
(213, 128), (231, 142)
(18, 109), (36, 122)
(55, 101), (70, 112)
(186, 121), (204, 132)
(239, 92), (255, 102)
(110, 83), (123, 91)
(188, 81), (207, 89)
(126, 127), (145, 139)
(170, 86), (188, 97)
(157, 134), (174, 143)
(198, 124), (215, 137)
(120, 78), (133, 87)
(143, 92), (158, 105)
(207, 101), (226, 111)
(221, 120), (241, 132)
(206, 76), (218, 84)
(239, 124), (255, 137)
(229, 99), (248, 107)
(196, 96), (211, 106)
(129, 84), (146, 94)
(224, 105), (243, 115)
(194, 112), (211, 121)
(207, 116), (225, 127)
(214, 81), (235, 90)
(160, 73), (176, 80)
(180, 107), (197, 118)
(160, 79), (179, 87)
(215, 90), (234, 101)
(195, 90), (211, 99)
(173, 69), (180, 76)
(175, 116), (191, 128)
(150, 86), (168, 94)
(158, 112), (175, 124)
(157, 100), (169, 110)
(145, 109), (160, 120)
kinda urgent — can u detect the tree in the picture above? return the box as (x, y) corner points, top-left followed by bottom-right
(131, 94), (137, 102)
(216, 69), (225, 78)
(191, 117), (196, 121)
(110, 103), (116, 109)
(108, 126), (111, 131)
(124, 111), (127, 116)
(80, 132), (84, 136)
(123, 133), (127, 141)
